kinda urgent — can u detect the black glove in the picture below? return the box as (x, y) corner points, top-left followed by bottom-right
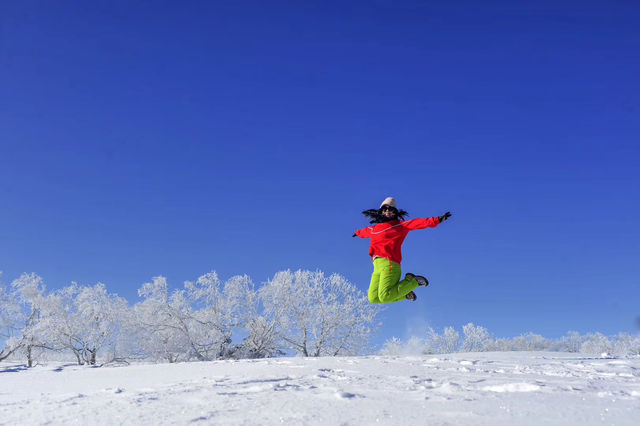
(438, 212), (452, 222)
(352, 232), (357, 237)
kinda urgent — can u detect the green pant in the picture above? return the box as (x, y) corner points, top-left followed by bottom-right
(368, 257), (419, 304)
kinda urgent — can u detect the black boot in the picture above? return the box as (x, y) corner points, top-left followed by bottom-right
(406, 273), (429, 287)
(406, 291), (417, 301)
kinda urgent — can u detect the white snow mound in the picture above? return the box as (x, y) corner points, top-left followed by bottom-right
(1, 352), (638, 425)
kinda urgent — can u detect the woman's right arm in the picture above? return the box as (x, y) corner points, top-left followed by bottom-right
(353, 227), (373, 238)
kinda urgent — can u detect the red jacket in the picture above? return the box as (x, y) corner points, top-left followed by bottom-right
(355, 217), (441, 264)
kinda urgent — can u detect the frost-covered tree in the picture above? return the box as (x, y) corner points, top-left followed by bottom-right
(0, 273), (61, 366)
(183, 272), (254, 359)
(133, 273), (252, 362)
(10, 273), (54, 366)
(242, 316), (282, 358)
(133, 276), (196, 362)
(42, 283), (128, 365)
(106, 303), (143, 363)
(461, 323), (492, 352)
(75, 283), (128, 364)
(223, 275), (283, 359)
(182, 272), (232, 359)
(260, 270), (378, 357)
(0, 281), (24, 361)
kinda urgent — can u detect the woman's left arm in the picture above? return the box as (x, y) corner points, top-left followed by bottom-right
(404, 212), (452, 230)
(402, 217), (442, 230)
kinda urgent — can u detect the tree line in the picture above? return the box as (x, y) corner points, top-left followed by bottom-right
(0, 270), (379, 366)
(380, 323), (640, 357)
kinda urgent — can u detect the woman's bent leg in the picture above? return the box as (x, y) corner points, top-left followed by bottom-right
(394, 275), (420, 302)
(377, 259), (418, 303)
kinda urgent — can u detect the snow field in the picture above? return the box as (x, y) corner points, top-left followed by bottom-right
(1, 352), (639, 425)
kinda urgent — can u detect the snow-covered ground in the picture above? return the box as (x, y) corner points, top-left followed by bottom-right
(1, 352), (638, 425)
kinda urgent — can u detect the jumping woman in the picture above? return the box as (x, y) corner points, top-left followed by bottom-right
(353, 197), (451, 303)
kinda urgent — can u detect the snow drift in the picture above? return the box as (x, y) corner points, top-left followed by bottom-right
(1, 352), (638, 425)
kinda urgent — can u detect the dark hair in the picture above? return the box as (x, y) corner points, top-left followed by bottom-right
(362, 207), (409, 224)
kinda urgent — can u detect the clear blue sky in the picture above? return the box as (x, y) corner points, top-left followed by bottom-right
(2, 0), (639, 349)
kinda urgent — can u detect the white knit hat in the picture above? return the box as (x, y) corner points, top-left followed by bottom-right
(380, 197), (397, 209)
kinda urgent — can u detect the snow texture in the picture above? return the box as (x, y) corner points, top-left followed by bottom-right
(1, 352), (638, 425)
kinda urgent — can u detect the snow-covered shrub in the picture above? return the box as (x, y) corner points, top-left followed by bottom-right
(461, 323), (492, 352)
(380, 336), (427, 356)
(443, 327), (462, 353)
(611, 333), (640, 357)
(580, 333), (613, 356)
(380, 327), (640, 357)
(509, 333), (552, 351)
(425, 326), (460, 354)
(486, 337), (514, 352)
(423, 328), (440, 354)
(555, 331), (584, 353)
(379, 337), (404, 356)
